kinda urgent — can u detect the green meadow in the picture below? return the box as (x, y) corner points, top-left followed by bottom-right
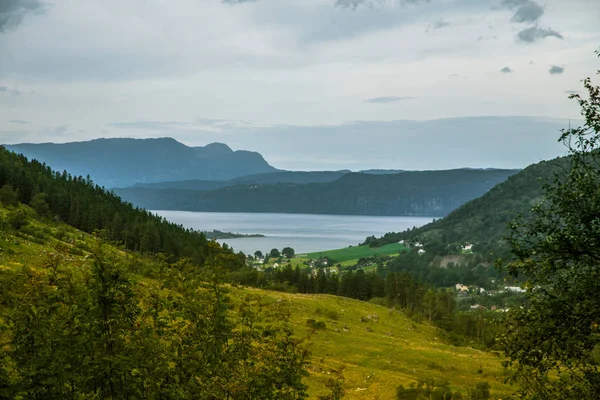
(303, 242), (406, 263)
(0, 206), (513, 399)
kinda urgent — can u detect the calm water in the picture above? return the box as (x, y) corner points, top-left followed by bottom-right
(153, 211), (433, 255)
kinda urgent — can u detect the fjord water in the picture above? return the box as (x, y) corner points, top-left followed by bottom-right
(153, 210), (433, 254)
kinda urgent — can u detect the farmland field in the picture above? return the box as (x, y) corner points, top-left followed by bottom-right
(303, 243), (407, 263)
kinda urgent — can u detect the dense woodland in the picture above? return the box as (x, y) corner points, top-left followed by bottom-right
(114, 168), (518, 217)
(0, 147), (242, 268)
(361, 156), (568, 251)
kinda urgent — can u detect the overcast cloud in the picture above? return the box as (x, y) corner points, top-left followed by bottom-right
(0, 0), (599, 170)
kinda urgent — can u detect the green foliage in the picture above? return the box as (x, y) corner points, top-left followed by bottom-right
(0, 184), (18, 206)
(283, 246), (296, 258)
(0, 245), (309, 399)
(7, 208), (28, 230)
(270, 248), (281, 258)
(0, 146), (242, 268)
(361, 159), (568, 254)
(30, 192), (50, 217)
(502, 49), (600, 399)
(115, 169), (519, 216)
(306, 319), (327, 330)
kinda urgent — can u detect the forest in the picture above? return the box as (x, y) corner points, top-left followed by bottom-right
(114, 168), (518, 217)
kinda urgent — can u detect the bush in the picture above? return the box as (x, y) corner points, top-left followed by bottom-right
(8, 209), (28, 230)
(30, 193), (50, 217)
(0, 184), (18, 207)
(306, 319), (326, 330)
(315, 307), (340, 321)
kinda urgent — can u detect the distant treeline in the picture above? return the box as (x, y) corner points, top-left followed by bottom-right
(115, 169), (519, 217)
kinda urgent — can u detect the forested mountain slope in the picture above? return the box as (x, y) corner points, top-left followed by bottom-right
(129, 170), (352, 191)
(115, 168), (520, 217)
(5, 138), (277, 188)
(0, 145), (238, 265)
(363, 157), (568, 248)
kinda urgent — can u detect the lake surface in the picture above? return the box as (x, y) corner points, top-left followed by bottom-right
(153, 211), (433, 255)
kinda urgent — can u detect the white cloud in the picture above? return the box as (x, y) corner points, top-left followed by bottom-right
(0, 0), (598, 170)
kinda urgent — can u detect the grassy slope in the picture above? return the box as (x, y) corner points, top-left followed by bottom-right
(0, 206), (514, 399)
(304, 243), (406, 263)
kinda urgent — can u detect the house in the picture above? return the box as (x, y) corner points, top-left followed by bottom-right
(455, 283), (463, 291)
(414, 242), (423, 248)
(505, 286), (525, 293)
(273, 263), (280, 268)
(470, 304), (484, 310)
(417, 249), (426, 255)
(462, 243), (473, 252)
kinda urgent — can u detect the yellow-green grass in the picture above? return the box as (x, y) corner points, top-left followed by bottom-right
(1, 206), (514, 399)
(300, 243), (406, 263)
(228, 287), (514, 399)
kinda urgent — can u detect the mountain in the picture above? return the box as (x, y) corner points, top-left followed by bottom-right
(362, 157), (567, 248)
(358, 169), (405, 175)
(4, 137), (278, 188)
(114, 168), (520, 216)
(130, 170), (352, 191)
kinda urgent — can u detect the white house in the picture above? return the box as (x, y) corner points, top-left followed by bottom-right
(462, 243), (473, 251)
(418, 249), (426, 255)
(505, 286), (526, 293)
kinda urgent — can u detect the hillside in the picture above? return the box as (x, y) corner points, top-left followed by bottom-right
(363, 157), (568, 248)
(0, 204), (514, 399)
(5, 138), (278, 188)
(115, 168), (520, 217)
(130, 170), (352, 191)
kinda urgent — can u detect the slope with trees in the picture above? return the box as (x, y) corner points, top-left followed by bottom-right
(361, 157), (567, 250)
(115, 168), (519, 217)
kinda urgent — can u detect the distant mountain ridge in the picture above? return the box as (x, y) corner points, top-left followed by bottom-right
(114, 168), (520, 217)
(5, 137), (278, 188)
(129, 170), (354, 191)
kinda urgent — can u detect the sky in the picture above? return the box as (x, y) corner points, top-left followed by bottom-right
(0, 0), (599, 170)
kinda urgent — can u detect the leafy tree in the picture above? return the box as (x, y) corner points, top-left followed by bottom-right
(270, 248), (281, 258)
(282, 247), (295, 258)
(7, 208), (28, 230)
(254, 250), (264, 259)
(502, 49), (600, 399)
(0, 184), (18, 206)
(30, 192), (50, 217)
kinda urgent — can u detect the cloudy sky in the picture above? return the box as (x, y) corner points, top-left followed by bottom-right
(1, 0), (599, 170)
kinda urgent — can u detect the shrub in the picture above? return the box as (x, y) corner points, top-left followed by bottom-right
(8, 209), (28, 230)
(306, 319), (326, 330)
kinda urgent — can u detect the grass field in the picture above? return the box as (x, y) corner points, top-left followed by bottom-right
(302, 243), (406, 263)
(232, 287), (514, 399)
(0, 206), (514, 399)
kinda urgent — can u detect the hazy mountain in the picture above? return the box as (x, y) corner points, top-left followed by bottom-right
(130, 170), (352, 191)
(5, 137), (277, 188)
(115, 168), (520, 217)
(358, 169), (405, 175)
